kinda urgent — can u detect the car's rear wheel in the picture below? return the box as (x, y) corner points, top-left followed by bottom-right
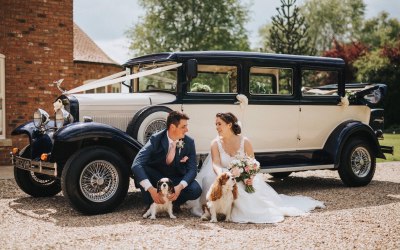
(126, 106), (172, 144)
(14, 145), (61, 197)
(338, 138), (376, 187)
(61, 146), (129, 215)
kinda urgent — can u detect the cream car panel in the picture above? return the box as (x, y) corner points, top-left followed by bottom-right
(298, 105), (371, 149)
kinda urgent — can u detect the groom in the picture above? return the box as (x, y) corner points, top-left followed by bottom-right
(131, 111), (202, 212)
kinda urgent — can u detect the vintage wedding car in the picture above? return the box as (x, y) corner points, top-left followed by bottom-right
(10, 51), (393, 214)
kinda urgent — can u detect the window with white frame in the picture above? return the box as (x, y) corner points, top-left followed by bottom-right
(0, 54), (5, 139)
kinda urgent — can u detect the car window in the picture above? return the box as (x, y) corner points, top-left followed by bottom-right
(301, 69), (339, 96)
(132, 62), (178, 92)
(249, 67), (293, 95)
(188, 64), (237, 94)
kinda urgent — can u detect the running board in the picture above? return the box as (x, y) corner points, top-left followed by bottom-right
(260, 164), (335, 173)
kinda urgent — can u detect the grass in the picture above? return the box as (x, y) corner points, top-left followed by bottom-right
(378, 133), (400, 162)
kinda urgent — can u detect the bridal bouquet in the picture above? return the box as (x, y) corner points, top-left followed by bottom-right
(228, 154), (260, 193)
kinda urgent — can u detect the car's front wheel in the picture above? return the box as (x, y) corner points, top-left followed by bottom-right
(61, 146), (129, 215)
(338, 138), (376, 187)
(14, 145), (61, 197)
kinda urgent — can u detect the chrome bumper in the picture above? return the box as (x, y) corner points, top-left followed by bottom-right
(381, 145), (394, 155)
(11, 154), (57, 176)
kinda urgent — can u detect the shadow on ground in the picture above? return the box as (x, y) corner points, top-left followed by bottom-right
(4, 174), (400, 229)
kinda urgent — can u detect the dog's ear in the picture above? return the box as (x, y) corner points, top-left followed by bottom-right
(166, 179), (175, 193)
(210, 179), (222, 201)
(218, 173), (226, 186)
(232, 183), (238, 200)
(156, 181), (161, 193)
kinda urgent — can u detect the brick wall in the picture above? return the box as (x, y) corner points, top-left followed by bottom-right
(0, 0), (122, 165)
(73, 62), (122, 87)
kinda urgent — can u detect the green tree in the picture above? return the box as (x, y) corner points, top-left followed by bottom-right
(354, 42), (400, 127)
(301, 0), (365, 53)
(359, 11), (400, 49)
(265, 0), (314, 55)
(127, 0), (250, 55)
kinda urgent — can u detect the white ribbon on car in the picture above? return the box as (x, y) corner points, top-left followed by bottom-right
(236, 94), (248, 109)
(338, 96), (349, 107)
(66, 63), (182, 94)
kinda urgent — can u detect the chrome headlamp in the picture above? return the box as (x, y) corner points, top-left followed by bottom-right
(55, 109), (73, 129)
(33, 109), (50, 128)
(364, 89), (382, 104)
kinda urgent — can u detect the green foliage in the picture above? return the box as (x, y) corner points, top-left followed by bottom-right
(378, 134), (400, 162)
(266, 0), (314, 55)
(301, 0), (365, 53)
(360, 12), (400, 49)
(354, 44), (400, 127)
(127, 0), (250, 56)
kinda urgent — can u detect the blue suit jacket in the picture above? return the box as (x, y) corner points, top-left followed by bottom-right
(131, 129), (197, 185)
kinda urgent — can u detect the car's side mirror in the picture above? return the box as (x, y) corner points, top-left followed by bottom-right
(186, 59), (198, 81)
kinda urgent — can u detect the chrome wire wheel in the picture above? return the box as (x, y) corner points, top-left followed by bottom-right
(144, 119), (166, 143)
(350, 146), (371, 178)
(79, 160), (119, 203)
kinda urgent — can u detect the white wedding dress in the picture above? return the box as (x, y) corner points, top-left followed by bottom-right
(189, 136), (325, 223)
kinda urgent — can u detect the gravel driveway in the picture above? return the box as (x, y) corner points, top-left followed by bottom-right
(1, 162), (399, 249)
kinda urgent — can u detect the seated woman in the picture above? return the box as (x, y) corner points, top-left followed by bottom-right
(190, 112), (325, 223)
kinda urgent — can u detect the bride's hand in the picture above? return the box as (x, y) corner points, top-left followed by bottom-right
(245, 176), (254, 185)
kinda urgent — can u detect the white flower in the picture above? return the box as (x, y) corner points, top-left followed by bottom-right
(176, 139), (185, 149)
(339, 96), (349, 107)
(176, 139), (184, 154)
(236, 94), (248, 109)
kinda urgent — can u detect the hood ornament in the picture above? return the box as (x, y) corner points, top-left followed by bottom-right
(54, 79), (66, 93)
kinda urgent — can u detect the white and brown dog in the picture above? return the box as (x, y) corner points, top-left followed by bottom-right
(143, 178), (176, 220)
(201, 172), (238, 222)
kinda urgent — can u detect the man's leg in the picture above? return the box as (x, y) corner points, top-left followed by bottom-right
(174, 180), (202, 206)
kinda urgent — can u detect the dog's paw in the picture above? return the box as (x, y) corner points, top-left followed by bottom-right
(210, 219), (218, 223)
(201, 215), (208, 221)
(170, 214), (177, 219)
(225, 218), (232, 222)
(150, 216), (156, 220)
(143, 214), (148, 219)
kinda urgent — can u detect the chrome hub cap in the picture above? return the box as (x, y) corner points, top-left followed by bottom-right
(351, 147), (371, 178)
(80, 160), (119, 203)
(144, 119), (166, 143)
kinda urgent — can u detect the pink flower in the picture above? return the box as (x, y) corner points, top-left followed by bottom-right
(245, 166), (250, 173)
(230, 167), (240, 177)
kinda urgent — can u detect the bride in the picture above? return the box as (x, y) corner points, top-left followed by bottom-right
(189, 112), (325, 223)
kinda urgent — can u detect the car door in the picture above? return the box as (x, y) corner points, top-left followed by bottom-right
(181, 62), (242, 153)
(243, 65), (299, 152)
(297, 67), (369, 150)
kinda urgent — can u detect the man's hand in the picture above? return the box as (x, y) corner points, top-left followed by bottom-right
(168, 184), (184, 201)
(148, 187), (165, 204)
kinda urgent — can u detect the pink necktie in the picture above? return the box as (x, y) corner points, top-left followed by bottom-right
(166, 141), (177, 165)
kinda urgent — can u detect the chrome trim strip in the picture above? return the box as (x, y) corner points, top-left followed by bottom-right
(260, 164), (335, 173)
(11, 155), (57, 176)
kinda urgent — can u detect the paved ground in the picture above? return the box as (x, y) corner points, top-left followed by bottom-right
(0, 166), (13, 180)
(0, 162), (399, 249)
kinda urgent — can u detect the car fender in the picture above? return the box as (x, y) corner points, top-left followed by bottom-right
(323, 120), (385, 168)
(51, 122), (142, 170)
(11, 121), (55, 159)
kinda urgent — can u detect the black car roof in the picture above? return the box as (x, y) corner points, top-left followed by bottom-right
(123, 51), (345, 67)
